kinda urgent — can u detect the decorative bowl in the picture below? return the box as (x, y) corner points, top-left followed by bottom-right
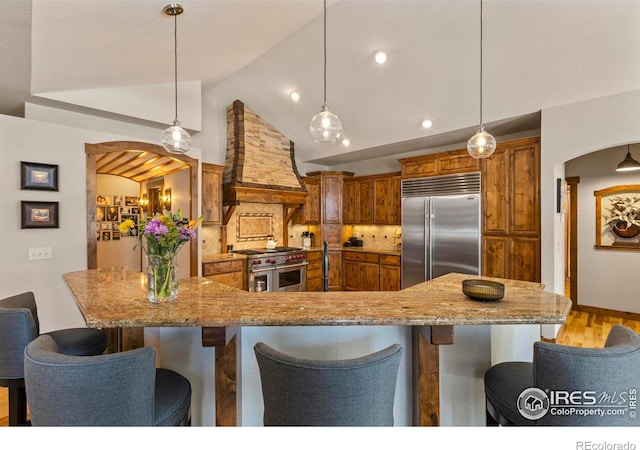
(462, 279), (505, 302)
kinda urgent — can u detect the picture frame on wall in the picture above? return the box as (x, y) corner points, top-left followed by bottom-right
(20, 161), (59, 191)
(21, 201), (59, 229)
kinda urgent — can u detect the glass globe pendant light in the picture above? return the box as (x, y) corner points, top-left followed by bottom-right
(467, 0), (496, 159)
(310, 0), (342, 144)
(161, 3), (191, 154)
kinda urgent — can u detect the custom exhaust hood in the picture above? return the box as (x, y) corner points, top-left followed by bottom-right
(223, 100), (308, 206)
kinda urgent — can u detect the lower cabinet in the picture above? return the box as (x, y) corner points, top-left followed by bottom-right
(342, 251), (401, 291)
(328, 251), (343, 291)
(482, 236), (540, 282)
(379, 255), (401, 291)
(202, 259), (246, 290)
(306, 250), (323, 292)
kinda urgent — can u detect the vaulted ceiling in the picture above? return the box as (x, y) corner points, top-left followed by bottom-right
(2, 1), (640, 167)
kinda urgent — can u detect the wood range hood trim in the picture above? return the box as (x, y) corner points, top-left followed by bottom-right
(223, 99), (307, 207)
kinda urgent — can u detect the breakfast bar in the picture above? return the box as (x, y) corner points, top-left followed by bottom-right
(63, 268), (571, 426)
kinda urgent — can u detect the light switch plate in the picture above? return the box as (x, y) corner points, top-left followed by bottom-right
(28, 247), (52, 260)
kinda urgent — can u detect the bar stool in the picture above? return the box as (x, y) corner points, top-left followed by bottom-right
(484, 324), (640, 426)
(24, 334), (191, 426)
(0, 291), (108, 425)
(254, 342), (403, 426)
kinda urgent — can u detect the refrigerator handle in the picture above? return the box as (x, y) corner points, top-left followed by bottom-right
(425, 198), (432, 280)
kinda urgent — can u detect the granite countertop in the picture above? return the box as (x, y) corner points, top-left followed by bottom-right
(64, 269), (571, 329)
(304, 246), (401, 256)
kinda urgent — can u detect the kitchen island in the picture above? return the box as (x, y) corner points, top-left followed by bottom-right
(63, 269), (571, 426)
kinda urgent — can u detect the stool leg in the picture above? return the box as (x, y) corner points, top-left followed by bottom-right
(8, 382), (28, 426)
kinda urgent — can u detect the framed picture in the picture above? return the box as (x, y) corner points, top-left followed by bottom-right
(20, 162), (58, 191)
(594, 184), (640, 251)
(21, 201), (59, 229)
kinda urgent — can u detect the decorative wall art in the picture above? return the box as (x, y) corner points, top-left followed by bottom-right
(96, 194), (139, 241)
(21, 201), (59, 229)
(20, 161), (59, 191)
(594, 184), (640, 251)
(236, 213), (274, 241)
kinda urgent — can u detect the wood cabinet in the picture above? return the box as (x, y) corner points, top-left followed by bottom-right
(399, 149), (480, 179)
(342, 251), (380, 291)
(327, 250), (343, 291)
(342, 251), (401, 291)
(379, 254), (401, 291)
(306, 250), (323, 292)
(295, 176), (321, 225)
(202, 163), (224, 224)
(481, 137), (541, 282)
(342, 172), (401, 225)
(343, 178), (373, 224)
(202, 258), (246, 290)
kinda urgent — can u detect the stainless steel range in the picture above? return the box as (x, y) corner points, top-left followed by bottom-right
(233, 247), (307, 292)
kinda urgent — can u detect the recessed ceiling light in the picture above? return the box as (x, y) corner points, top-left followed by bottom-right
(289, 91), (301, 102)
(373, 50), (388, 65)
(421, 119), (434, 129)
(342, 138), (350, 147)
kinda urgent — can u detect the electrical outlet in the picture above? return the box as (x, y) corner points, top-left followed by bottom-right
(28, 247), (52, 260)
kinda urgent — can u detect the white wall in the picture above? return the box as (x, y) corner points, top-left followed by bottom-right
(565, 146), (640, 313)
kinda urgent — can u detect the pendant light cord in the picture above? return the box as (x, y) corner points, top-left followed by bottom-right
(479, 0), (484, 127)
(173, 10), (179, 123)
(323, 0), (327, 106)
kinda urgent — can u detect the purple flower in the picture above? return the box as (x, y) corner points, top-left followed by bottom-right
(180, 227), (196, 240)
(144, 219), (169, 236)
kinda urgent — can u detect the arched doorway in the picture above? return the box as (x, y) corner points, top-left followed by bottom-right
(85, 141), (199, 276)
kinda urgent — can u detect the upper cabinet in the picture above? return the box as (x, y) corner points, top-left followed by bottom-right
(399, 149), (480, 179)
(202, 163), (224, 224)
(481, 137), (540, 237)
(294, 175), (321, 225)
(342, 172), (401, 225)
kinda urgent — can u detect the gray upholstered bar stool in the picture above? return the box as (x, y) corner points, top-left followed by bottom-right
(0, 291), (108, 426)
(24, 334), (192, 426)
(254, 342), (403, 426)
(484, 324), (640, 426)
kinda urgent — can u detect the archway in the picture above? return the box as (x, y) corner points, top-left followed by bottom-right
(85, 141), (199, 275)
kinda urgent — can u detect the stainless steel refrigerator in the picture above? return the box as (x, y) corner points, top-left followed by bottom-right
(401, 172), (481, 288)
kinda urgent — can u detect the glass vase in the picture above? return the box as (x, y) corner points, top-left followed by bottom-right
(146, 254), (178, 303)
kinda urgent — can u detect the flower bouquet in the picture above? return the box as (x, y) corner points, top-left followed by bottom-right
(120, 210), (202, 303)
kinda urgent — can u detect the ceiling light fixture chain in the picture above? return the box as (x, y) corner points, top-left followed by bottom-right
(467, 0), (496, 159)
(309, 0), (343, 144)
(161, 3), (191, 154)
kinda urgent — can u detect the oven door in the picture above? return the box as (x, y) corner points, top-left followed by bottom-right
(274, 262), (308, 292)
(248, 267), (273, 292)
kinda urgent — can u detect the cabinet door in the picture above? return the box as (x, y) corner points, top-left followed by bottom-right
(327, 251), (342, 291)
(202, 163), (223, 224)
(358, 180), (374, 224)
(510, 144), (540, 235)
(380, 264), (400, 291)
(303, 176), (321, 224)
(391, 176), (402, 225)
(343, 180), (358, 224)
(360, 262), (380, 291)
(481, 149), (509, 235)
(509, 237), (541, 282)
(438, 152), (480, 174)
(481, 236), (509, 279)
(374, 178), (391, 224)
(342, 259), (360, 291)
(323, 174), (343, 224)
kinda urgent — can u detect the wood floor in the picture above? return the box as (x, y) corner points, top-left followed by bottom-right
(2, 308), (640, 426)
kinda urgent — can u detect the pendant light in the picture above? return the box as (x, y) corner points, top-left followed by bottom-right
(467, 0), (496, 159)
(616, 145), (640, 172)
(161, 3), (191, 154)
(310, 0), (342, 144)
